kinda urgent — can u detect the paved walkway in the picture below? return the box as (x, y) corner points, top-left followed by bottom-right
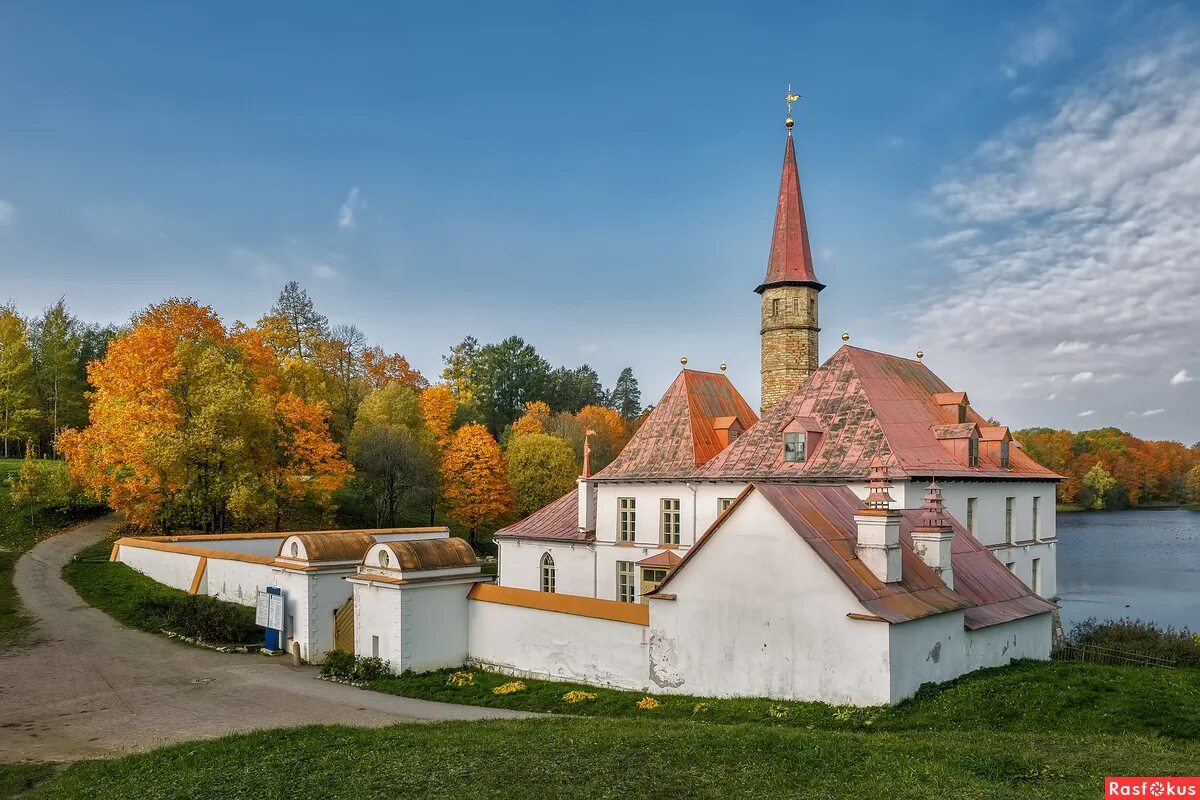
(0, 515), (531, 763)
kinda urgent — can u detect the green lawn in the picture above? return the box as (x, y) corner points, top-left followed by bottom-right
(15, 716), (1200, 800)
(0, 458), (106, 650)
(61, 535), (260, 645)
(362, 659), (1200, 740)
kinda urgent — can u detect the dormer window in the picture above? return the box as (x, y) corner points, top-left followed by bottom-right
(968, 435), (980, 468)
(957, 403), (967, 424)
(1000, 439), (1011, 469)
(728, 428), (740, 442)
(784, 431), (805, 462)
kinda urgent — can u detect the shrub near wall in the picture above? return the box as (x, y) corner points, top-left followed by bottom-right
(1067, 618), (1200, 667)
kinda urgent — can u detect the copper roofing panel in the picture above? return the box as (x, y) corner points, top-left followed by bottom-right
(931, 391), (968, 406)
(756, 134), (822, 292)
(377, 537), (479, 571)
(699, 346), (1061, 481)
(933, 423), (978, 440)
(283, 532), (376, 562)
(495, 489), (590, 541)
(653, 483), (1054, 628)
(979, 425), (1011, 442)
(637, 550), (683, 568)
(595, 370), (757, 480)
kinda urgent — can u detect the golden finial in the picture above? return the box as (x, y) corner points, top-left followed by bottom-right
(916, 350), (925, 360)
(720, 362), (728, 372)
(841, 332), (850, 342)
(785, 85), (800, 132)
(680, 356), (688, 366)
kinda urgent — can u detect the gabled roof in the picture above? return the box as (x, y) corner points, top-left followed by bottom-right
(637, 550), (682, 568)
(698, 346), (1060, 481)
(495, 488), (591, 542)
(756, 134), (822, 292)
(651, 483), (1055, 629)
(595, 370), (758, 480)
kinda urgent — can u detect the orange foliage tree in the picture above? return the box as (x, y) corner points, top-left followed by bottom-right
(363, 347), (427, 391)
(59, 298), (350, 532)
(441, 423), (513, 544)
(418, 385), (457, 450)
(510, 400), (551, 438)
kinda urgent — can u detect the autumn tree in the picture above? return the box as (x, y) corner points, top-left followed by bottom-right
(1080, 463), (1117, 510)
(441, 336), (480, 408)
(441, 423), (513, 545)
(363, 347), (426, 391)
(0, 306), (39, 458)
(349, 426), (435, 528)
(510, 400), (551, 439)
(1187, 464), (1200, 504)
(507, 433), (578, 516)
(60, 298), (350, 533)
(419, 385), (457, 450)
(7, 442), (66, 524)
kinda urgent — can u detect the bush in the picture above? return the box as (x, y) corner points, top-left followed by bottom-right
(1067, 617), (1200, 668)
(139, 594), (259, 644)
(320, 651), (393, 682)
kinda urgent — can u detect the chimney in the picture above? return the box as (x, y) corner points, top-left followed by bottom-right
(577, 478), (595, 533)
(911, 481), (954, 589)
(854, 458), (902, 584)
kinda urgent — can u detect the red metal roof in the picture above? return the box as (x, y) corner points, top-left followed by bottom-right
(652, 483), (1055, 629)
(756, 134), (822, 292)
(595, 370), (758, 480)
(495, 488), (591, 542)
(699, 346), (1061, 481)
(637, 550), (682, 568)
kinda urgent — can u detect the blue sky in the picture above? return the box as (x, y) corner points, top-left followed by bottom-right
(1, 1), (1197, 442)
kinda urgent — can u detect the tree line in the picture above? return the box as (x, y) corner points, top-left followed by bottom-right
(1, 283), (644, 540)
(1015, 427), (1200, 510)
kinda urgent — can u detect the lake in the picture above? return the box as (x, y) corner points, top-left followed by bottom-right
(1056, 508), (1200, 632)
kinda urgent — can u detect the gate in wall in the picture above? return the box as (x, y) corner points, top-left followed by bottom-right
(333, 597), (355, 653)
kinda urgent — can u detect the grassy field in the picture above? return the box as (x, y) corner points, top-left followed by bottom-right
(61, 535), (260, 645)
(0, 458), (106, 649)
(11, 713), (1200, 799)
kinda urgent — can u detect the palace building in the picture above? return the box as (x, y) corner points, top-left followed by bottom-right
(114, 114), (1060, 705)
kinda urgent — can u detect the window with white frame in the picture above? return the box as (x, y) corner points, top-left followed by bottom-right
(616, 561), (635, 603)
(618, 497), (636, 542)
(718, 497), (735, 513)
(660, 498), (681, 545)
(540, 552), (555, 593)
(783, 431), (805, 462)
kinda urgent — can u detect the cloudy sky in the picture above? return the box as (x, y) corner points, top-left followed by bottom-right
(0, 1), (1196, 442)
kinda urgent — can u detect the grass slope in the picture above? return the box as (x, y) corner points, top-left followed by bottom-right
(21, 718), (1200, 800)
(0, 458), (105, 649)
(62, 536), (258, 645)
(363, 659), (1200, 740)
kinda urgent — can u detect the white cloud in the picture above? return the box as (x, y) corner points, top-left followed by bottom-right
(914, 31), (1200, 437)
(1009, 25), (1070, 71)
(337, 187), (361, 230)
(1052, 341), (1090, 355)
(1078, 409), (1095, 417)
(311, 263), (340, 280)
(1170, 369), (1194, 385)
(0, 199), (13, 226)
(923, 229), (981, 249)
(1046, 393), (1057, 400)
(1128, 408), (1166, 416)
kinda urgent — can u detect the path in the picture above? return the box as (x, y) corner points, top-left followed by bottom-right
(0, 515), (530, 763)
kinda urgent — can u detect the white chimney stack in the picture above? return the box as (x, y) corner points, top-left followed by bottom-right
(855, 458), (902, 584)
(577, 478), (595, 533)
(911, 481), (954, 589)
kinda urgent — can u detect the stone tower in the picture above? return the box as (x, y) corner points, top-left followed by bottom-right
(756, 128), (824, 414)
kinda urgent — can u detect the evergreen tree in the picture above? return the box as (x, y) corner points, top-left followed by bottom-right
(472, 336), (550, 435)
(0, 307), (40, 458)
(608, 366), (642, 419)
(262, 281), (329, 361)
(31, 299), (85, 455)
(546, 364), (604, 413)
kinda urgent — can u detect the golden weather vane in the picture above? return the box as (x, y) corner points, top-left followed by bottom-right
(785, 84), (800, 132)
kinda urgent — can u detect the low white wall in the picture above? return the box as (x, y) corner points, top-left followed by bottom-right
(118, 546), (203, 593)
(202, 557), (274, 607)
(403, 583), (472, 672)
(887, 612), (968, 702)
(353, 581), (401, 665)
(468, 600), (649, 690)
(173, 536), (284, 557)
(963, 613), (1053, 672)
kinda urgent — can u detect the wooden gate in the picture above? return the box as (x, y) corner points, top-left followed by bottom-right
(333, 597), (355, 653)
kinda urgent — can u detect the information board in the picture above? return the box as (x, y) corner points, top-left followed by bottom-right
(255, 591), (270, 627)
(267, 593), (284, 631)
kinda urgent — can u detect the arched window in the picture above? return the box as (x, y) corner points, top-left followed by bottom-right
(540, 553), (556, 593)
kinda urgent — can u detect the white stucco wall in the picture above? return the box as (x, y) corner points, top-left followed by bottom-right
(401, 582), (473, 672)
(498, 539), (595, 596)
(963, 613), (1053, 672)
(117, 546), (203, 593)
(468, 600), (649, 690)
(202, 558), (274, 607)
(886, 612), (968, 701)
(353, 581), (401, 665)
(646, 491), (893, 705)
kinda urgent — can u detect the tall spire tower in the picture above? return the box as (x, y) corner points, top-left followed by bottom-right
(756, 90), (824, 414)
